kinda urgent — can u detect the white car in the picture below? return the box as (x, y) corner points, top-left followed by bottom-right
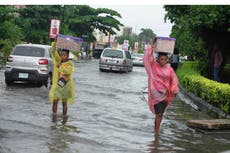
(99, 48), (133, 72)
(4, 44), (53, 87)
(131, 53), (144, 66)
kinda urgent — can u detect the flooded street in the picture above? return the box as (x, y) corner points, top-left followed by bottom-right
(0, 60), (230, 153)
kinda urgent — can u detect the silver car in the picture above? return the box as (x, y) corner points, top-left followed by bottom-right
(99, 48), (133, 72)
(131, 53), (144, 66)
(4, 44), (53, 87)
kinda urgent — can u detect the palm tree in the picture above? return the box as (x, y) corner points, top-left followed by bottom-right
(138, 28), (156, 45)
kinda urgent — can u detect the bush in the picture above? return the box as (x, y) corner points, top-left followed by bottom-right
(137, 49), (144, 54)
(177, 61), (230, 113)
(0, 39), (15, 63)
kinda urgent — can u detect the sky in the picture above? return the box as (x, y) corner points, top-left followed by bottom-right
(2, 0), (229, 38)
(91, 5), (173, 37)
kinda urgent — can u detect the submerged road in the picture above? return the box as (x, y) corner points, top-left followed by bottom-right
(0, 59), (229, 153)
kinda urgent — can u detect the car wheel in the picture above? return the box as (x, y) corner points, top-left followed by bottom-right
(99, 68), (104, 72)
(5, 79), (13, 86)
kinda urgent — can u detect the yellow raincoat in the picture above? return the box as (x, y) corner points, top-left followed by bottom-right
(49, 42), (75, 104)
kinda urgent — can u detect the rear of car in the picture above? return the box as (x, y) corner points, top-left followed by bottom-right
(99, 48), (133, 72)
(4, 44), (53, 87)
(131, 53), (144, 66)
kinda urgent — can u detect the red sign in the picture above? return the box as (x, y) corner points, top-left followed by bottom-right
(122, 44), (129, 51)
(49, 19), (60, 38)
(134, 42), (138, 50)
(123, 40), (129, 45)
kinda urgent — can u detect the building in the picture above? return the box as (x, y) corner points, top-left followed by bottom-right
(123, 26), (132, 38)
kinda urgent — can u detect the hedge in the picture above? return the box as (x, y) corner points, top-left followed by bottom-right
(177, 61), (230, 113)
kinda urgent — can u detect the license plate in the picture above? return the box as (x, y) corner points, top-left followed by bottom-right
(18, 73), (28, 79)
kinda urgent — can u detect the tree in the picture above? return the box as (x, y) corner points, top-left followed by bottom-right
(138, 28), (156, 45)
(164, 5), (230, 78)
(17, 5), (123, 44)
(16, 5), (59, 44)
(117, 33), (138, 50)
(63, 5), (123, 42)
(0, 6), (22, 62)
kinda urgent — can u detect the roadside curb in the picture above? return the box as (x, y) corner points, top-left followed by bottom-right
(179, 84), (230, 119)
(186, 119), (230, 130)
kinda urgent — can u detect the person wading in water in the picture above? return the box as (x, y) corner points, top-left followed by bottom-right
(49, 40), (75, 124)
(143, 40), (179, 135)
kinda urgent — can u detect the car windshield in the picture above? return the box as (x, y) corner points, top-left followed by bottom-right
(11, 46), (45, 57)
(103, 49), (123, 58)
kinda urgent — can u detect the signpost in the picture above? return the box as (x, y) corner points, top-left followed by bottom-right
(122, 39), (129, 51)
(49, 19), (60, 39)
(110, 35), (115, 43)
(134, 42), (138, 50)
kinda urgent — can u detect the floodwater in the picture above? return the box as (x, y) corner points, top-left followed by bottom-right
(0, 60), (229, 153)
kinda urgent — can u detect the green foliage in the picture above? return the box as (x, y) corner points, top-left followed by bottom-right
(117, 35), (128, 44)
(16, 5), (123, 44)
(16, 5), (58, 44)
(164, 5), (230, 37)
(0, 6), (22, 63)
(138, 28), (156, 44)
(177, 61), (230, 113)
(0, 39), (21, 63)
(117, 28), (156, 51)
(164, 5), (230, 78)
(137, 49), (144, 54)
(0, 5), (123, 61)
(117, 33), (139, 50)
(0, 6), (22, 41)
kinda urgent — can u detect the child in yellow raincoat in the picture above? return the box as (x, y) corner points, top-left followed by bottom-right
(49, 42), (75, 116)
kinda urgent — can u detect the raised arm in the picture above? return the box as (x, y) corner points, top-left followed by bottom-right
(143, 45), (156, 75)
(51, 42), (61, 64)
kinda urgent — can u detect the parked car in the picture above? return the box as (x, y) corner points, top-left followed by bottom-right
(131, 53), (144, 66)
(99, 48), (133, 72)
(4, 44), (53, 87)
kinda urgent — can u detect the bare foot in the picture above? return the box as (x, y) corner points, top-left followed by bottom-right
(62, 115), (68, 125)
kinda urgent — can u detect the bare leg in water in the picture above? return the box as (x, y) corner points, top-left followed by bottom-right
(52, 99), (68, 115)
(62, 101), (67, 116)
(154, 114), (163, 135)
(52, 100), (68, 125)
(52, 100), (58, 123)
(62, 101), (68, 125)
(52, 99), (58, 114)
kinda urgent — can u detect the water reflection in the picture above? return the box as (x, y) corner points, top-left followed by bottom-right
(51, 114), (68, 127)
(48, 114), (79, 153)
(146, 134), (175, 153)
(146, 135), (159, 153)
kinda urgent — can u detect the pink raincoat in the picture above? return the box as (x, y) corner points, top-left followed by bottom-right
(143, 45), (179, 114)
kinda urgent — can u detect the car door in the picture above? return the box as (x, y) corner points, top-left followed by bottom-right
(125, 51), (133, 68)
